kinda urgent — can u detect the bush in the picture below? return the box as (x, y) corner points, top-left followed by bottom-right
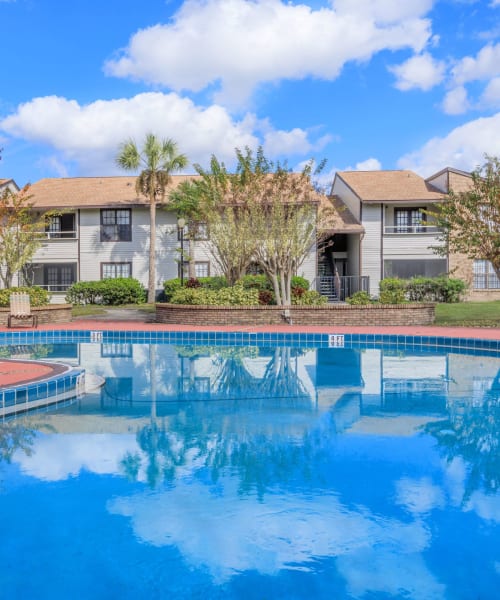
(65, 278), (146, 305)
(406, 276), (467, 303)
(292, 290), (328, 305)
(170, 283), (259, 306)
(291, 276), (310, 291)
(185, 277), (201, 288)
(379, 276), (467, 304)
(0, 286), (51, 307)
(378, 278), (407, 304)
(346, 291), (372, 305)
(163, 276), (228, 301)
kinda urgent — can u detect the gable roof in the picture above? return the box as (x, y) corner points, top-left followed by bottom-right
(28, 175), (198, 209)
(335, 170), (445, 203)
(0, 178), (20, 192)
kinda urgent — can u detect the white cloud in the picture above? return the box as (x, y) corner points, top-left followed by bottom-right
(451, 43), (500, 85)
(480, 77), (500, 108)
(355, 157), (382, 170)
(390, 52), (446, 91)
(398, 111), (500, 175)
(104, 0), (434, 106)
(0, 93), (322, 175)
(442, 85), (470, 115)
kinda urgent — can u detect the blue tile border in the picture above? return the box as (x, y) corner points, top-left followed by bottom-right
(1, 365), (85, 417)
(0, 329), (499, 355)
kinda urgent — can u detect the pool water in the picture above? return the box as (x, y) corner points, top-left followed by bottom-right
(1, 340), (499, 599)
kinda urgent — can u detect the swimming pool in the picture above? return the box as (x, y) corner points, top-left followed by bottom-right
(1, 334), (499, 599)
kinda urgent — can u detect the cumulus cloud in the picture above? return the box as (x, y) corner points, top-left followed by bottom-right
(480, 77), (500, 108)
(0, 93), (323, 175)
(104, 0), (434, 106)
(398, 111), (500, 175)
(451, 43), (500, 85)
(390, 52), (446, 91)
(355, 157), (382, 170)
(442, 85), (469, 115)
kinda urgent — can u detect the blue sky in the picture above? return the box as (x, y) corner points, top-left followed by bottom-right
(1, 0), (500, 187)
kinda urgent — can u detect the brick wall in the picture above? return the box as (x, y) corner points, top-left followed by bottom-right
(0, 305), (73, 326)
(156, 303), (436, 326)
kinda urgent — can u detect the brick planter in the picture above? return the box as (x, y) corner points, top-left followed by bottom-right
(0, 304), (73, 326)
(156, 303), (436, 326)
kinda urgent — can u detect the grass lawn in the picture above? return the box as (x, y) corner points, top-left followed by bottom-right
(435, 301), (500, 328)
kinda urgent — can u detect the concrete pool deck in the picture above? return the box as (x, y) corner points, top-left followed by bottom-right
(1, 319), (499, 389)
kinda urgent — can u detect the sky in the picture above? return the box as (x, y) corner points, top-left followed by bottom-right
(1, 0), (500, 188)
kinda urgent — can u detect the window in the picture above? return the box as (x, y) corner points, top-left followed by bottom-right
(101, 209), (131, 242)
(44, 263), (76, 291)
(177, 221), (208, 241)
(384, 259), (447, 279)
(394, 208), (426, 233)
(178, 261), (209, 279)
(473, 260), (500, 289)
(46, 214), (76, 238)
(101, 262), (132, 279)
(101, 343), (132, 358)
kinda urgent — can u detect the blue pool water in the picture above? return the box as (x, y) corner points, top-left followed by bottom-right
(0, 338), (499, 599)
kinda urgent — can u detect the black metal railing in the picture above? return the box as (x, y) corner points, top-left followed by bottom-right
(315, 276), (370, 302)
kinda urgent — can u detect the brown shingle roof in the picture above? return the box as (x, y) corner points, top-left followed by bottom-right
(336, 170), (444, 203)
(28, 175), (198, 208)
(319, 195), (364, 234)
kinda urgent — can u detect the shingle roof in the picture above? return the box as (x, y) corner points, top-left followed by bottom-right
(27, 175), (198, 208)
(335, 170), (444, 203)
(318, 195), (364, 234)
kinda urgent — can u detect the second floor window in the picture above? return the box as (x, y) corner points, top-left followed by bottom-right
(46, 213), (76, 238)
(101, 209), (131, 242)
(394, 208), (426, 233)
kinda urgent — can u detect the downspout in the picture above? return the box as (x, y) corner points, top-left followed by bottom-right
(380, 204), (384, 284)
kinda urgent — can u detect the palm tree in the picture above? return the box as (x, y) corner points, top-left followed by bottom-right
(116, 134), (188, 303)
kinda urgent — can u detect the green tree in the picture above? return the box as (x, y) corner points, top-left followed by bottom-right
(193, 147), (329, 303)
(0, 185), (56, 288)
(168, 179), (205, 279)
(116, 134), (188, 303)
(428, 155), (500, 281)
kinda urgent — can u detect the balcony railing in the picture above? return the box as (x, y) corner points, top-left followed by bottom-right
(40, 231), (78, 240)
(315, 275), (370, 302)
(384, 225), (442, 235)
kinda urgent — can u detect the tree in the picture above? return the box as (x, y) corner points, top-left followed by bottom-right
(168, 179), (205, 279)
(116, 134), (188, 303)
(0, 185), (55, 288)
(193, 147), (330, 303)
(428, 155), (500, 281)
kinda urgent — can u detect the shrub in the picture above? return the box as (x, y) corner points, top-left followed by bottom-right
(170, 284), (259, 306)
(406, 276), (466, 303)
(163, 276), (228, 301)
(66, 278), (146, 305)
(291, 276), (310, 291)
(258, 290), (274, 305)
(346, 291), (372, 305)
(378, 278), (407, 304)
(185, 277), (201, 288)
(0, 286), (51, 307)
(292, 290), (328, 305)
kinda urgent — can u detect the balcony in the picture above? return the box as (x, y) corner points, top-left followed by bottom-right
(384, 225), (442, 235)
(40, 230), (78, 240)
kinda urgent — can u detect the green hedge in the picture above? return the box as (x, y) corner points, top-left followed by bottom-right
(163, 274), (311, 304)
(0, 286), (51, 307)
(170, 284), (260, 306)
(379, 277), (467, 304)
(65, 278), (146, 305)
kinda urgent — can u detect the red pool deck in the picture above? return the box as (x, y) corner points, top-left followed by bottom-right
(1, 320), (499, 389)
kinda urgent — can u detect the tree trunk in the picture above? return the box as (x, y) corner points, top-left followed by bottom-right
(148, 192), (157, 304)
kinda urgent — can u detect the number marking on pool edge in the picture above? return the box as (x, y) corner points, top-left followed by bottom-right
(90, 331), (103, 343)
(328, 334), (345, 348)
